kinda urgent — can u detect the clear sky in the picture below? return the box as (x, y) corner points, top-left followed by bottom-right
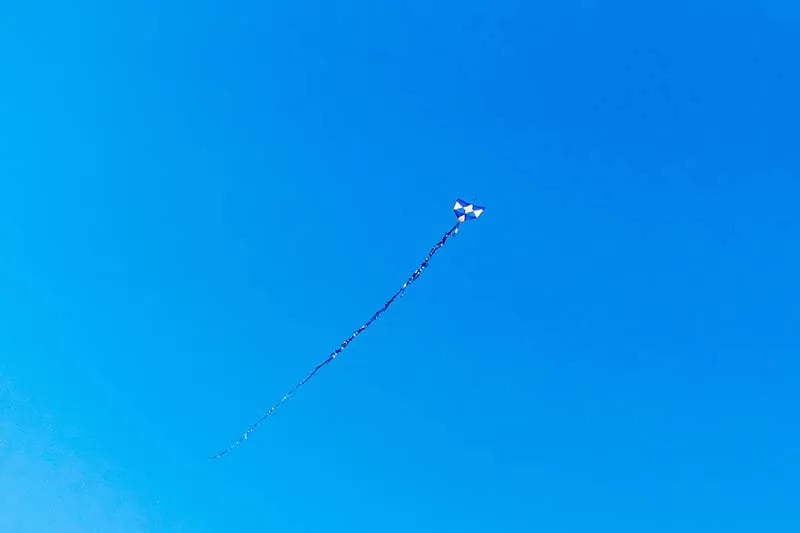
(2, 1), (799, 532)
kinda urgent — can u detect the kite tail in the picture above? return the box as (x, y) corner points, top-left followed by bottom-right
(211, 222), (461, 458)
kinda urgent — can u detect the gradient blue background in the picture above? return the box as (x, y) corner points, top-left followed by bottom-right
(2, 2), (799, 531)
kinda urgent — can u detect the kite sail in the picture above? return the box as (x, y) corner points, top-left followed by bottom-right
(212, 199), (485, 458)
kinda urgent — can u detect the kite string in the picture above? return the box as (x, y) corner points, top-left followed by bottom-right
(212, 222), (461, 458)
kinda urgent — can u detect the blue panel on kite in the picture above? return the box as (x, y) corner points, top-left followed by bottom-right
(453, 199), (485, 222)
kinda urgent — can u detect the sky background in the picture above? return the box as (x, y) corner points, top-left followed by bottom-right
(1, 1), (799, 532)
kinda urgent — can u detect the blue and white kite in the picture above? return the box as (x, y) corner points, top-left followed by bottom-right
(212, 198), (485, 458)
(453, 198), (485, 222)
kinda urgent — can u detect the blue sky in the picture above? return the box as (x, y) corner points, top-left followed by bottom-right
(1, 1), (799, 531)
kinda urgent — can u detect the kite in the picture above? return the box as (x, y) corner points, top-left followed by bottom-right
(212, 199), (485, 458)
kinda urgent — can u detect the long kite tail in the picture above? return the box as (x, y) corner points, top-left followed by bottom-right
(211, 221), (463, 459)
